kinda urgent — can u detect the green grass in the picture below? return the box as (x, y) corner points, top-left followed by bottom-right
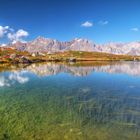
(0, 48), (140, 64)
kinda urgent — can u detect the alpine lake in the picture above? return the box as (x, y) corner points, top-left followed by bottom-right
(0, 61), (140, 140)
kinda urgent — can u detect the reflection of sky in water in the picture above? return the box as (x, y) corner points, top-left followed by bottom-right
(0, 62), (140, 139)
(0, 71), (29, 87)
(1, 62), (140, 87)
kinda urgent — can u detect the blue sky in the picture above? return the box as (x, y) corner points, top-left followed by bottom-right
(0, 0), (140, 44)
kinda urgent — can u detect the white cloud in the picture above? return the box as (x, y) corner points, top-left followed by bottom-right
(131, 28), (139, 32)
(1, 44), (6, 47)
(0, 26), (9, 38)
(99, 20), (109, 25)
(0, 24), (29, 44)
(16, 29), (29, 38)
(7, 29), (29, 43)
(7, 33), (15, 40)
(81, 21), (93, 27)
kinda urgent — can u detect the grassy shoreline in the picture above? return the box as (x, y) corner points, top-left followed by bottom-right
(0, 48), (140, 64)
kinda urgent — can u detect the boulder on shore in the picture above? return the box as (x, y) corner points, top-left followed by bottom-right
(67, 57), (76, 62)
(10, 54), (17, 59)
(18, 56), (32, 63)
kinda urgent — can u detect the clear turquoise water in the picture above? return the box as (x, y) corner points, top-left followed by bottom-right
(0, 62), (140, 140)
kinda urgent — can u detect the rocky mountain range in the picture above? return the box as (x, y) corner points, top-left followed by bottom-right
(1, 36), (140, 56)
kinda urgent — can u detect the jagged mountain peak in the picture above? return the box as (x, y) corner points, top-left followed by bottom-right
(1, 37), (140, 55)
(72, 38), (94, 43)
(32, 36), (50, 42)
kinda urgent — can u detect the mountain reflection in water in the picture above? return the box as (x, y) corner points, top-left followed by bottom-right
(26, 61), (140, 77)
(0, 62), (140, 140)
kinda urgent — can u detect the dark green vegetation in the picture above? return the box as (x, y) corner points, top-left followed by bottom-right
(0, 62), (140, 139)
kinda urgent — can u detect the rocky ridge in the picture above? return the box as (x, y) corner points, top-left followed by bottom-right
(1, 37), (140, 56)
